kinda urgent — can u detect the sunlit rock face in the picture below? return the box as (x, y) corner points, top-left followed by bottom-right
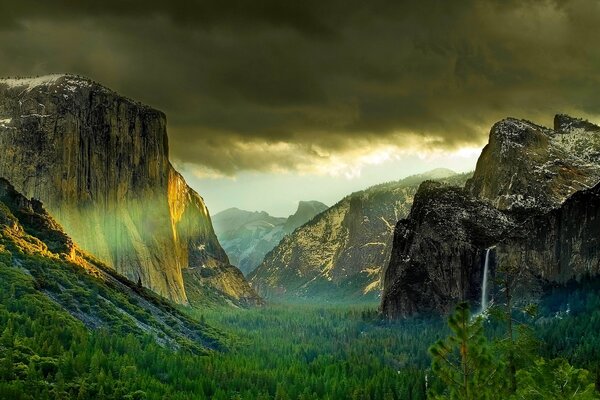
(250, 170), (470, 301)
(0, 74), (258, 305)
(382, 115), (600, 318)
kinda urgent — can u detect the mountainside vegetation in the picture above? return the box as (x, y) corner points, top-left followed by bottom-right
(3, 276), (600, 399)
(0, 178), (223, 352)
(0, 170), (598, 398)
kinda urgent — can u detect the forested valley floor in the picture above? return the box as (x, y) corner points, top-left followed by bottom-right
(2, 261), (600, 399)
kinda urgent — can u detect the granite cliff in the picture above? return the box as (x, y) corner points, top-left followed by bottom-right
(0, 74), (259, 306)
(250, 169), (469, 301)
(382, 115), (600, 317)
(467, 116), (600, 212)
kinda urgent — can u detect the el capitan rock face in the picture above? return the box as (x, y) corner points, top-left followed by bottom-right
(0, 74), (258, 306)
(382, 115), (600, 318)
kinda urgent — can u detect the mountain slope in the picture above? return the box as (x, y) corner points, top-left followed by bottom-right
(213, 201), (327, 276)
(250, 169), (469, 301)
(382, 115), (600, 318)
(0, 74), (258, 307)
(0, 177), (223, 352)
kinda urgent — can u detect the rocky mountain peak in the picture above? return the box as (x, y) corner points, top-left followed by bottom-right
(213, 201), (327, 277)
(554, 113), (600, 134)
(284, 200), (328, 232)
(382, 114), (600, 318)
(491, 117), (551, 144)
(466, 115), (600, 212)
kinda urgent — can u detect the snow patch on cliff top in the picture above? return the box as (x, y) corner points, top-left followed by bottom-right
(0, 74), (98, 94)
(0, 74), (67, 90)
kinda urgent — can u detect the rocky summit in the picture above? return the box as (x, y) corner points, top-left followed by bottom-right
(0, 74), (259, 306)
(466, 115), (600, 213)
(382, 115), (600, 318)
(250, 169), (469, 301)
(213, 201), (328, 276)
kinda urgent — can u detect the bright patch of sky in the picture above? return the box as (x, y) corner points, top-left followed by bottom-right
(182, 146), (481, 217)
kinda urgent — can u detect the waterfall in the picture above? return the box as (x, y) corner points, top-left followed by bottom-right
(481, 248), (492, 312)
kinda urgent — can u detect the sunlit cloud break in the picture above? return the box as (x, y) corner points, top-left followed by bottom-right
(178, 136), (484, 180)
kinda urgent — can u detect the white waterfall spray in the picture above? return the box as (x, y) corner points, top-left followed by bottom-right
(481, 248), (492, 313)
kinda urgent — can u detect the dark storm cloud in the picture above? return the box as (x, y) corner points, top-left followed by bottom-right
(1, 0), (600, 175)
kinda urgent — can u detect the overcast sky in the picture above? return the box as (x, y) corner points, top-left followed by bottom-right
(1, 0), (599, 215)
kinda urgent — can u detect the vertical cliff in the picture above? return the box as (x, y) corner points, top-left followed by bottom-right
(0, 74), (258, 305)
(382, 115), (600, 318)
(381, 182), (513, 316)
(496, 181), (600, 289)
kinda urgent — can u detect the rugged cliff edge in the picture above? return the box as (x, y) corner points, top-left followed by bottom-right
(251, 169), (469, 301)
(466, 116), (600, 212)
(382, 115), (600, 318)
(381, 181), (514, 316)
(495, 181), (600, 293)
(0, 74), (259, 306)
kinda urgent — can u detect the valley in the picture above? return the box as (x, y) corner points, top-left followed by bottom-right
(4, 3), (600, 398)
(2, 75), (600, 399)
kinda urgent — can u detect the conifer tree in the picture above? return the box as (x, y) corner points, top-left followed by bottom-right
(428, 302), (506, 400)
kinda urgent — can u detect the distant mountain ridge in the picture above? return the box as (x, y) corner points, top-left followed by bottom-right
(213, 201), (328, 276)
(249, 168), (470, 301)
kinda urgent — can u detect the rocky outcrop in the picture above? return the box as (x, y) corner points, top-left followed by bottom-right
(382, 115), (600, 318)
(213, 201), (327, 276)
(0, 177), (223, 351)
(495, 181), (600, 291)
(283, 201), (328, 233)
(250, 169), (469, 301)
(381, 181), (514, 316)
(0, 74), (258, 306)
(466, 116), (600, 213)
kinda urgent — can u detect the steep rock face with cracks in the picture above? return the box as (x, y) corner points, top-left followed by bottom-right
(382, 115), (600, 318)
(251, 170), (470, 301)
(381, 181), (513, 316)
(0, 74), (259, 306)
